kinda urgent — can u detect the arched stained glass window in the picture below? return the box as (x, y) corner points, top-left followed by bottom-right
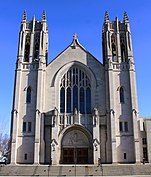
(60, 87), (65, 113)
(26, 87), (31, 103)
(120, 87), (124, 103)
(60, 67), (91, 114)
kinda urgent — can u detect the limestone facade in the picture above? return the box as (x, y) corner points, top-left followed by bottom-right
(10, 11), (147, 165)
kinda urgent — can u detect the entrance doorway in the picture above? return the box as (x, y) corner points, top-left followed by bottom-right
(63, 148), (88, 164)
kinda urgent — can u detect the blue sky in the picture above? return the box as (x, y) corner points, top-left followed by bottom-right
(0, 0), (151, 134)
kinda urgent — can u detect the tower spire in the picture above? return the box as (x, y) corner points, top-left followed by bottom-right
(22, 10), (27, 22)
(104, 11), (110, 24)
(42, 11), (46, 21)
(123, 11), (129, 23)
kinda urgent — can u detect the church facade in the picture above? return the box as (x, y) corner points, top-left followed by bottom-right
(10, 11), (147, 165)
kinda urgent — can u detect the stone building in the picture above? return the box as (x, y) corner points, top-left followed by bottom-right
(10, 11), (147, 165)
(139, 118), (151, 163)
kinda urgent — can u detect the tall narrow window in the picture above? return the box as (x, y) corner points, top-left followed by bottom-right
(124, 122), (128, 132)
(60, 87), (65, 113)
(119, 122), (123, 132)
(142, 138), (147, 145)
(26, 87), (31, 103)
(80, 87), (85, 113)
(24, 153), (27, 160)
(24, 43), (30, 62)
(28, 122), (32, 132)
(73, 86), (78, 111)
(23, 122), (26, 132)
(86, 87), (91, 113)
(124, 153), (127, 159)
(121, 44), (126, 62)
(66, 87), (71, 113)
(112, 43), (117, 62)
(120, 87), (124, 103)
(34, 43), (39, 61)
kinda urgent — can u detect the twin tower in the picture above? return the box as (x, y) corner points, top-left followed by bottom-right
(10, 11), (141, 165)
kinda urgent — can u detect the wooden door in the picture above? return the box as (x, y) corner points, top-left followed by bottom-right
(63, 148), (88, 164)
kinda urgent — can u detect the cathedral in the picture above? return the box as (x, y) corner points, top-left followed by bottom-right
(10, 11), (151, 165)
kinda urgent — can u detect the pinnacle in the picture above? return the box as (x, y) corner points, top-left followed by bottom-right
(124, 11), (129, 23)
(42, 11), (46, 21)
(22, 10), (27, 22)
(104, 11), (109, 23)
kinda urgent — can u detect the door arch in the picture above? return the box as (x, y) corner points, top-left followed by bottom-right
(60, 125), (93, 164)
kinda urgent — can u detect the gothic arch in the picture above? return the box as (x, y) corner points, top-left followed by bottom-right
(51, 61), (97, 87)
(51, 61), (97, 111)
(58, 124), (92, 142)
(58, 124), (93, 164)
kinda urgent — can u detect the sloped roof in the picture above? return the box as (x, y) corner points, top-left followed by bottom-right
(47, 33), (103, 66)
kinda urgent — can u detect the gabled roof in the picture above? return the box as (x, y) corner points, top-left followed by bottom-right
(47, 33), (103, 66)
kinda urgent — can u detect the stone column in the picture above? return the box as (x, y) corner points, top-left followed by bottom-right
(34, 110), (41, 164)
(93, 108), (101, 165)
(110, 109), (117, 163)
(132, 110), (141, 163)
(10, 110), (18, 164)
(51, 108), (59, 165)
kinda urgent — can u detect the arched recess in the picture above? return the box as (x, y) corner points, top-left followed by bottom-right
(51, 61), (97, 112)
(58, 124), (93, 164)
(117, 86), (125, 103)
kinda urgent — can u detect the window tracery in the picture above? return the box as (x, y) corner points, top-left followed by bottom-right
(60, 67), (91, 114)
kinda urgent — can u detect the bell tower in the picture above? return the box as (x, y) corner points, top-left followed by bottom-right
(10, 11), (48, 164)
(102, 11), (141, 163)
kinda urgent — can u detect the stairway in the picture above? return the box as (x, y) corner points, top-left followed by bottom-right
(0, 164), (151, 176)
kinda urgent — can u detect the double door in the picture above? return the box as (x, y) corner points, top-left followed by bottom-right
(63, 147), (88, 164)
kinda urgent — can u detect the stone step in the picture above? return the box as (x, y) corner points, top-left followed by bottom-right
(0, 164), (151, 176)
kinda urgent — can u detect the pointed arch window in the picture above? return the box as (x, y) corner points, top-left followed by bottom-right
(120, 87), (124, 103)
(26, 87), (31, 103)
(60, 67), (91, 114)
